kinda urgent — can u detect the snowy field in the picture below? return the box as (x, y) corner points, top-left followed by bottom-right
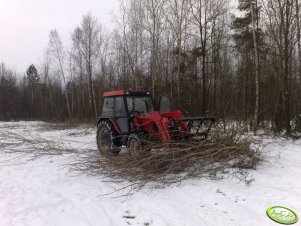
(0, 121), (300, 226)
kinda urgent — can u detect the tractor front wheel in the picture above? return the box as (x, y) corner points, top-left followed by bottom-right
(127, 133), (143, 157)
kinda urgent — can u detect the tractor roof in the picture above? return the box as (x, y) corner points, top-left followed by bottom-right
(103, 90), (151, 97)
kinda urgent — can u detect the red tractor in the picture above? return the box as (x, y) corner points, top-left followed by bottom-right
(96, 90), (215, 156)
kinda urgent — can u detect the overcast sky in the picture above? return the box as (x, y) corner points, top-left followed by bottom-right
(0, 0), (119, 73)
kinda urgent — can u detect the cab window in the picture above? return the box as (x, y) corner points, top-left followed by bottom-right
(114, 97), (127, 117)
(102, 97), (114, 116)
(126, 96), (154, 114)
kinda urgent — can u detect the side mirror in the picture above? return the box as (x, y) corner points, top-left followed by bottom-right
(159, 96), (171, 113)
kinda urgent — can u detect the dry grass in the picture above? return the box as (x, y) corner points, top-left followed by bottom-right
(0, 129), (77, 160)
(37, 122), (83, 131)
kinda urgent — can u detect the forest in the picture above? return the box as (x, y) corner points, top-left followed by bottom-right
(1, 0), (301, 134)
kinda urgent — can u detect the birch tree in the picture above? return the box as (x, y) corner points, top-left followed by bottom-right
(72, 13), (103, 118)
(48, 30), (72, 119)
(144, 0), (165, 99)
(165, 0), (190, 105)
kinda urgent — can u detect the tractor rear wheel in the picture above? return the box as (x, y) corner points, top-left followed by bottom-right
(96, 121), (120, 155)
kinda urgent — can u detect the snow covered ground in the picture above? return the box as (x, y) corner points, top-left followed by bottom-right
(0, 121), (300, 226)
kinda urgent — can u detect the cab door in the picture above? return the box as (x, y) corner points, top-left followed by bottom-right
(114, 96), (130, 133)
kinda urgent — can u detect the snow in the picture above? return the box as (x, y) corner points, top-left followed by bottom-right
(0, 121), (300, 226)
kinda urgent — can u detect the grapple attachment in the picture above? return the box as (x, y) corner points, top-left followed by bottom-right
(174, 117), (215, 141)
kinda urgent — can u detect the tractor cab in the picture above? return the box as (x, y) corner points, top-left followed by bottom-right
(101, 90), (156, 134)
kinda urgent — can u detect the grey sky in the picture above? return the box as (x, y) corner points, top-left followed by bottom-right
(0, 0), (119, 73)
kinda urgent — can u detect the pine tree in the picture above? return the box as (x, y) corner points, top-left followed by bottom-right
(232, 0), (262, 128)
(26, 64), (40, 105)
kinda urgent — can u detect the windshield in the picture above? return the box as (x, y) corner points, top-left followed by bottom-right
(126, 96), (154, 114)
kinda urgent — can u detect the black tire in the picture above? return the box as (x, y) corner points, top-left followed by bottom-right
(127, 133), (143, 157)
(96, 120), (120, 155)
(127, 132), (151, 157)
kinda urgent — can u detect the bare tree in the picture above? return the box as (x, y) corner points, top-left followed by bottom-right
(71, 27), (86, 117)
(144, 0), (165, 99)
(165, 0), (190, 105)
(190, 0), (227, 115)
(48, 30), (72, 119)
(117, 0), (147, 90)
(71, 13), (103, 118)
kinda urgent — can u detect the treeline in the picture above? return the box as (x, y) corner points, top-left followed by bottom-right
(0, 63), (67, 120)
(1, 0), (301, 134)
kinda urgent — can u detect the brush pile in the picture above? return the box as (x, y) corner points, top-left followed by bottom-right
(70, 128), (262, 187)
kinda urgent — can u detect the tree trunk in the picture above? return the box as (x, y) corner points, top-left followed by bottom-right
(201, 52), (206, 115)
(250, 2), (260, 130)
(31, 87), (34, 106)
(91, 80), (98, 118)
(296, 0), (301, 82)
(65, 91), (71, 119)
